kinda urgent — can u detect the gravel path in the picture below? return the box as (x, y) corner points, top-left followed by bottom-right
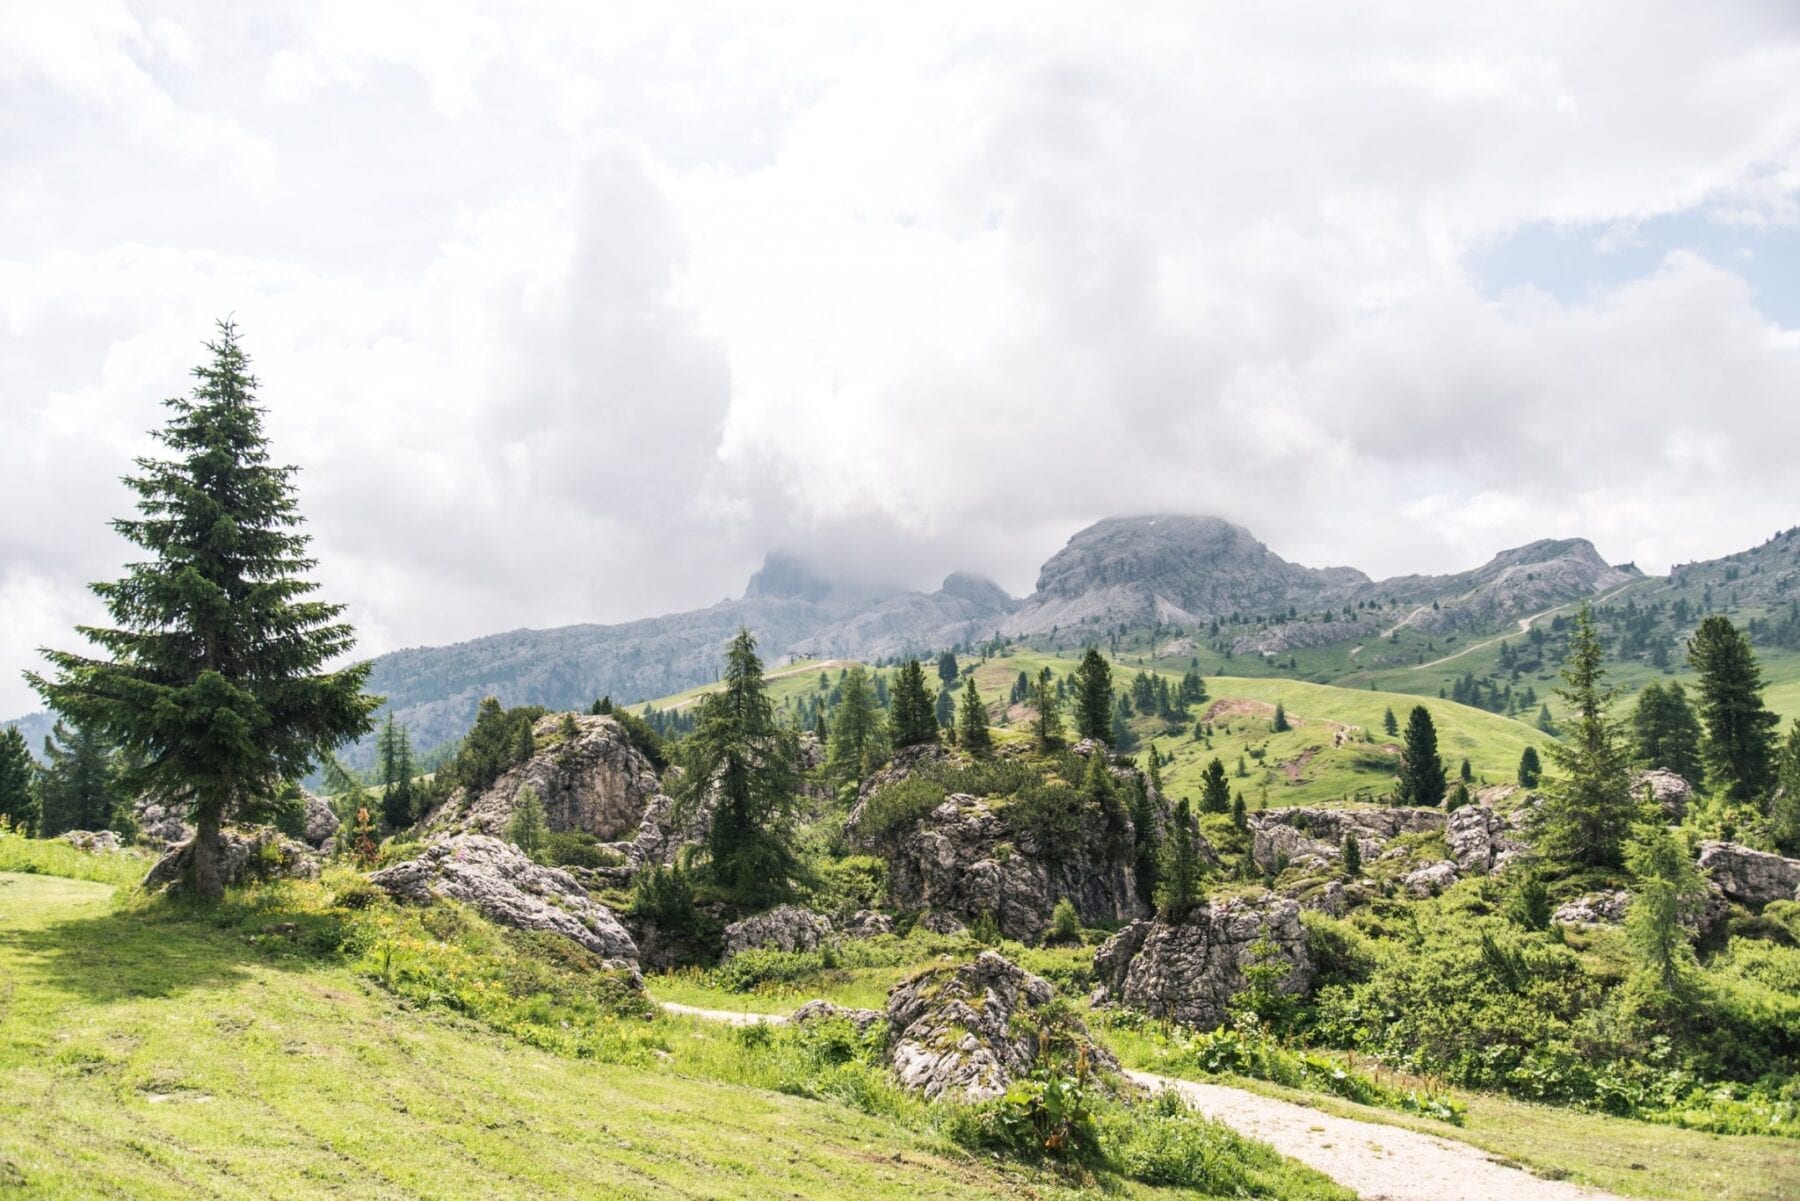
(657, 1000), (1633, 1201)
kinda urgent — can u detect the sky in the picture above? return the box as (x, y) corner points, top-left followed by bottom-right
(3, 2), (1800, 717)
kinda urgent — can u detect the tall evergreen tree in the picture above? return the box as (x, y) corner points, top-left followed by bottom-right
(1156, 797), (1202, 920)
(935, 687), (955, 730)
(1382, 707), (1398, 737)
(1032, 666), (1063, 750)
(1129, 773), (1161, 908)
(1395, 706), (1445, 807)
(1773, 719), (1800, 856)
(37, 720), (126, 837)
(888, 659), (939, 748)
(1687, 616), (1780, 803)
(27, 322), (376, 899)
(507, 784), (547, 860)
(1072, 648), (1114, 744)
(0, 726), (40, 834)
(826, 666), (877, 782)
(1624, 816), (1708, 995)
(936, 650), (959, 688)
(378, 714), (417, 831)
(1272, 702), (1290, 733)
(1631, 680), (1705, 785)
(676, 628), (803, 907)
(1536, 605), (1635, 869)
(957, 676), (991, 752)
(1198, 756), (1230, 813)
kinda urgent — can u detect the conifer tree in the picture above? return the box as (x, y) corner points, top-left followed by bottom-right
(889, 659), (939, 748)
(1156, 797), (1202, 920)
(1773, 719), (1800, 855)
(935, 687), (955, 730)
(936, 650), (959, 688)
(1631, 680), (1705, 785)
(378, 714), (417, 831)
(36, 720), (127, 837)
(1517, 745), (1542, 788)
(1072, 648), (1114, 743)
(1382, 707), (1398, 737)
(1535, 605), (1634, 869)
(1272, 702), (1290, 733)
(1199, 756), (1230, 813)
(1624, 816), (1708, 995)
(27, 323), (376, 899)
(1231, 791), (1246, 830)
(1341, 832), (1361, 876)
(957, 676), (991, 751)
(1032, 666), (1063, 750)
(1460, 758), (1473, 783)
(0, 726), (39, 834)
(1688, 616), (1779, 802)
(507, 784), (548, 860)
(827, 666), (877, 782)
(676, 628), (803, 907)
(1129, 773), (1161, 907)
(1396, 706), (1445, 807)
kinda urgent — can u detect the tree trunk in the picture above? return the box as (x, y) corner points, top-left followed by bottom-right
(191, 800), (225, 903)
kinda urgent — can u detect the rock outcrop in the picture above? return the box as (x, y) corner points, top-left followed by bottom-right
(142, 828), (320, 896)
(792, 1000), (885, 1035)
(1249, 807), (1444, 873)
(299, 790), (340, 846)
(370, 834), (638, 967)
(1090, 895), (1311, 1030)
(885, 951), (1115, 1100)
(424, 714), (661, 843)
(1401, 859), (1460, 897)
(134, 798), (191, 847)
(1553, 890), (1631, 927)
(845, 909), (895, 938)
(1446, 804), (1528, 876)
(1698, 841), (1800, 908)
(1632, 770), (1694, 823)
(60, 830), (124, 854)
(723, 905), (834, 958)
(859, 790), (1149, 940)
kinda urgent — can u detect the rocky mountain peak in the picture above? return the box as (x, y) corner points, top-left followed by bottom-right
(742, 552), (844, 603)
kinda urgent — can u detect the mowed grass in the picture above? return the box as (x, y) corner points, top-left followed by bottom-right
(0, 871), (1264, 1201)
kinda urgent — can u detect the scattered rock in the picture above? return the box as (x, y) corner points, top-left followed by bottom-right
(918, 911), (969, 937)
(1697, 841), (1800, 908)
(1632, 770), (1695, 823)
(1249, 807), (1444, 873)
(845, 909), (895, 939)
(299, 790), (340, 847)
(143, 828), (319, 896)
(1401, 859), (1460, 897)
(1446, 804), (1528, 876)
(723, 905), (834, 958)
(885, 951), (1115, 1100)
(369, 834), (638, 967)
(625, 791), (707, 874)
(1553, 890), (1630, 927)
(61, 830), (123, 854)
(792, 1000), (885, 1034)
(134, 798), (191, 847)
(1091, 895), (1311, 1030)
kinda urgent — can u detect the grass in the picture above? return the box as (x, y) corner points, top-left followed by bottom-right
(0, 829), (154, 887)
(0, 869), (1351, 1200)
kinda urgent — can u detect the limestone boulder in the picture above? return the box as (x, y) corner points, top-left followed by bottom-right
(143, 828), (319, 896)
(369, 834), (638, 967)
(1091, 895), (1311, 1030)
(61, 830), (123, 854)
(1249, 807), (1444, 873)
(1446, 804), (1528, 876)
(723, 905), (834, 958)
(845, 909), (895, 939)
(1553, 890), (1630, 927)
(1402, 859), (1461, 898)
(299, 790), (341, 847)
(792, 1000), (884, 1035)
(1697, 841), (1800, 908)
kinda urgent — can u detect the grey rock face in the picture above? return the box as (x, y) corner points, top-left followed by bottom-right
(425, 714), (662, 843)
(1446, 805), (1528, 876)
(61, 830), (123, 853)
(792, 1000), (885, 1034)
(1091, 895), (1311, 1030)
(1698, 840), (1800, 908)
(1553, 890), (1631, 926)
(369, 834), (638, 966)
(861, 790), (1148, 940)
(885, 951), (1115, 1100)
(300, 790), (340, 846)
(1632, 770), (1694, 823)
(846, 909), (895, 939)
(135, 798), (192, 847)
(1401, 859), (1460, 897)
(723, 905), (834, 958)
(143, 828), (320, 895)
(1249, 807), (1444, 873)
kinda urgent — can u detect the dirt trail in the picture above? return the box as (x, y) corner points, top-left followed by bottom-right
(1414, 582), (1640, 672)
(657, 1001), (1631, 1201)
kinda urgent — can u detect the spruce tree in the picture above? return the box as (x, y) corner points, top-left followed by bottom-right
(1072, 648), (1114, 744)
(936, 650), (959, 688)
(889, 659), (940, 748)
(1272, 702), (1290, 733)
(1517, 745), (1542, 788)
(1156, 797), (1202, 921)
(1129, 773), (1161, 908)
(827, 666), (877, 782)
(1199, 756), (1230, 813)
(378, 714), (417, 831)
(1396, 706), (1445, 807)
(1230, 791), (1246, 830)
(1459, 758), (1473, 783)
(1032, 666), (1063, 750)
(676, 628), (803, 907)
(1341, 832), (1361, 876)
(1382, 707), (1398, 737)
(507, 784), (548, 860)
(1687, 616), (1779, 802)
(27, 322), (376, 899)
(1773, 719), (1800, 855)
(0, 727), (39, 834)
(957, 676), (991, 752)
(1535, 605), (1634, 869)
(1624, 816), (1708, 995)
(37, 720), (126, 837)
(935, 687), (955, 730)
(1631, 680), (1705, 785)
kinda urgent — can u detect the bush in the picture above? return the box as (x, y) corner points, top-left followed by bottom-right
(855, 776), (947, 841)
(542, 831), (623, 870)
(1048, 897), (1081, 945)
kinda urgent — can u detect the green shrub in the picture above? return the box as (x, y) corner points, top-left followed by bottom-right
(855, 776), (948, 841)
(1047, 897), (1081, 945)
(542, 831), (622, 870)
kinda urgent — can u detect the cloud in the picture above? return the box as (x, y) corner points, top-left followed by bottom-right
(3, 2), (1800, 714)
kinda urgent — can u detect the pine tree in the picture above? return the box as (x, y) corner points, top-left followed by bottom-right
(889, 659), (940, 748)
(936, 650), (959, 688)
(26, 322), (377, 899)
(1230, 791), (1247, 830)
(1129, 773), (1161, 908)
(935, 687), (955, 730)
(1459, 758), (1473, 783)
(1072, 648), (1114, 744)
(1687, 616), (1779, 803)
(957, 676), (991, 752)
(507, 784), (548, 860)
(1517, 745), (1542, 788)
(1032, 667), (1063, 750)
(827, 666), (877, 782)
(1624, 816), (1708, 995)
(1272, 702), (1290, 733)
(37, 720), (126, 836)
(0, 727), (39, 834)
(1772, 719), (1800, 855)
(1396, 706), (1445, 807)
(1446, 781), (1471, 811)
(1382, 707), (1398, 737)
(676, 628), (804, 907)
(1086, 750), (1130, 860)
(1341, 832), (1361, 876)
(1536, 605), (1635, 869)
(1631, 681), (1705, 785)
(378, 714), (417, 831)
(1156, 797), (1202, 921)
(1536, 704), (1558, 735)
(1198, 757), (1230, 813)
